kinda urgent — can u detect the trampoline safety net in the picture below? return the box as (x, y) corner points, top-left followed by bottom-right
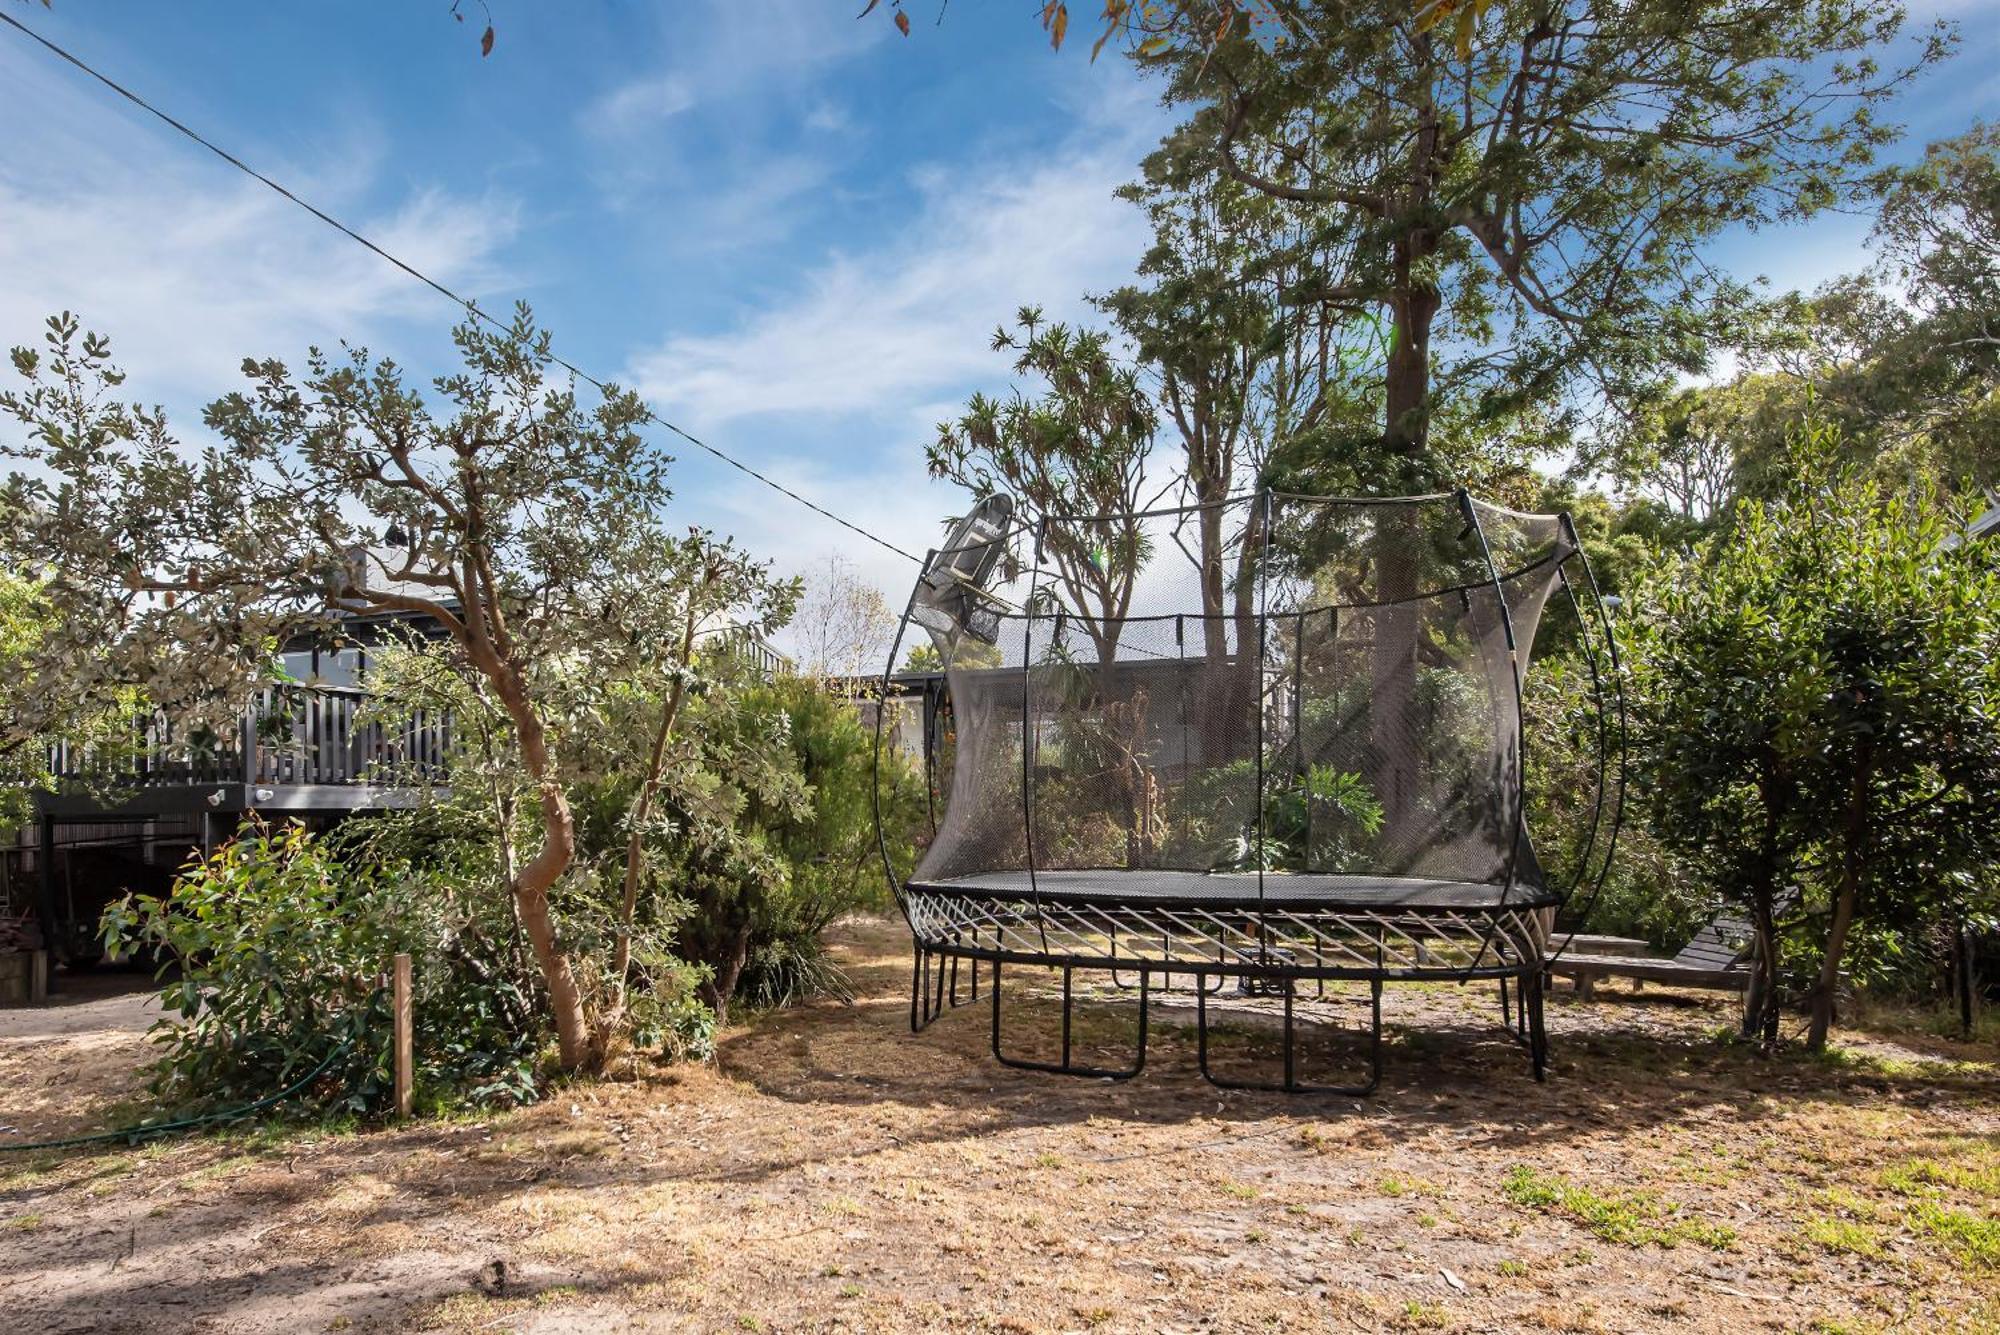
(907, 492), (1577, 905)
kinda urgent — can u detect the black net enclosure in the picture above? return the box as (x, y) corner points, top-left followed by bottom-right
(874, 490), (1624, 1092)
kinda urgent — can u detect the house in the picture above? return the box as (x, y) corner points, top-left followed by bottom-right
(4, 588), (795, 977)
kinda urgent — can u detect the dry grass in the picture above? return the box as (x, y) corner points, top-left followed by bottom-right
(1, 915), (1995, 1333)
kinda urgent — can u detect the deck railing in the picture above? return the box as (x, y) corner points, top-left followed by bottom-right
(48, 686), (451, 789)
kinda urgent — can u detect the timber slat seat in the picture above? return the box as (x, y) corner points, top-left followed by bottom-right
(1548, 910), (1757, 996)
(1547, 933), (1652, 958)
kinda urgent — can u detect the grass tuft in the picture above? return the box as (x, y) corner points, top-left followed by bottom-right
(1500, 1166), (1735, 1250)
(1803, 1215), (1881, 1258)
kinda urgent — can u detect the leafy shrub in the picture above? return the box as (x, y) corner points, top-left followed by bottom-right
(104, 817), (545, 1117)
(1625, 432), (2000, 1044)
(687, 675), (927, 1016)
(1208, 761), (1384, 873)
(1524, 652), (1709, 948)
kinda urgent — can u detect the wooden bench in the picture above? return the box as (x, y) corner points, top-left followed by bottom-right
(1548, 933), (1653, 958)
(1547, 912), (1755, 997)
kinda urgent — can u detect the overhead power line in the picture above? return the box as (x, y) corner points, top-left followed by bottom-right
(0, 9), (923, 566)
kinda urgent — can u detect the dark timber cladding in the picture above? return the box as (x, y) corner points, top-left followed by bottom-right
(876, 489), (1627, 1093)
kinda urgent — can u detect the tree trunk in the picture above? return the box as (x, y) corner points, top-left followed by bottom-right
(1365, 43), (1443, 837)
(700, 924), (753, 1031)
(1196, 475), (1229, 660)
(609, 595), (703, 1011)
(1955, 920), (1977, 1040)
(486, 665), (591, 1071)
(1744, 892), (1779, 1044)
(1226, 499), (1266, 791)
(1807, 873), (1857, 1052)
(1808, 744), (1871, 1051)
(513, 778), (589, 1069)
(1367, 279), (1438, 841)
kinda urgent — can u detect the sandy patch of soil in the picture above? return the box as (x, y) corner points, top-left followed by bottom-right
(0, 917), (1994, 1333)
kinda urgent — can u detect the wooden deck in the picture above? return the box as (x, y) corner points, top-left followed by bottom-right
(39, 685), (449, 816)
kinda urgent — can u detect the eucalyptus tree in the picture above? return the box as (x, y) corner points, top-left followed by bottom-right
(1606, 387), (1744, 525)
(1, 304), (734, 1073)
(1780, 124), (2000, 490)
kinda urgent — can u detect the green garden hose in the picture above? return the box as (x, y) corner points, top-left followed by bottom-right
(0, 1035), (357, 1155)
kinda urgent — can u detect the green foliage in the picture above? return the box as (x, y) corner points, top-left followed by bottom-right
(4, 304), (784, 1072)
(103, 819), (543, 1117)
(1137, 0), (1942, 467)
(899, 642), (942, 674)
(1185, 759), (1382, 874)
(1524, 654), (1707, 949)
(733, 678), (920, 1009)
(1595, 126), (2000, 515)
(1627, 420), (2000, 1039)
(930, 309), (1155, 662)
(605, 672), (925, 1023)
(1500, 1166), (1736, 1251)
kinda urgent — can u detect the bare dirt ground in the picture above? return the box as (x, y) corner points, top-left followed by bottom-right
(1, 916), (1995, 1334)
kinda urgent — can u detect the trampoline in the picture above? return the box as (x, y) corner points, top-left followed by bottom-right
(874, 489), (1623, 1093)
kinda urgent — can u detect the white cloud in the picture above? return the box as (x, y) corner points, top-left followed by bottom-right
(622, 75), (1166, 611)
(582, 75), (696, 135)
(0, 47), (516, 410)
(804, 101), (851, 134)
(626, 135), (1153, 424)
(584, 0), (882, 144)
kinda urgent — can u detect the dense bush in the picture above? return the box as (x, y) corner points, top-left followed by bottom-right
(103, 816), (544, 1117)
(658, 674), (926, 1021)
(1624, 434), (2000, 1046)
(1524, 654), (1710, 950)
(737, 679), (925, 1008)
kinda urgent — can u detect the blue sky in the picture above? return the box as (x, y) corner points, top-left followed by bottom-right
(0, 1), (1994, 639)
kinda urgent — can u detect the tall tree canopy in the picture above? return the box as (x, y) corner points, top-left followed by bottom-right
(1135, 0), (1947, 484)
(1594, 125), (2000, 518)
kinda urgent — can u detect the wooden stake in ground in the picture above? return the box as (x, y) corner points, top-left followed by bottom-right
(393, 952), (413, 1119)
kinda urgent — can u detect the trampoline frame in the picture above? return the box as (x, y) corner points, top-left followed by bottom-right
(872, 487), (1623, 1093)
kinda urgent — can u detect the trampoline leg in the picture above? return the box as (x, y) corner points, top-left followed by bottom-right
(990, 961), (1148, 1081)
(1197, 975), (1382, 1096)
(1498, 976), (1512, 1031)
(1528, 968), (1549, 1082)
(910, 946), (925, 1033)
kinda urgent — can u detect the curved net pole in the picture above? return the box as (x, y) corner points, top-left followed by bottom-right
(1547, 557), (1610, 901)
(1021, 521), (1049, 955)
(1539, 562), (1610, 966)
(1542, 514), (1630, 969)
(1254, 488), (1275, 968)
(922, 675), (940, 838)
(1175, 614), (1190, 861)
(1456, 490), (1529, 982)
(874, 559), (929, 930)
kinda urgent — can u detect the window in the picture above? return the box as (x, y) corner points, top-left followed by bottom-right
(316, 647), (363, 687)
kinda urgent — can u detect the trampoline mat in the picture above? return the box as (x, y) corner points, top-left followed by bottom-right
(906, 869), (1557, 911)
